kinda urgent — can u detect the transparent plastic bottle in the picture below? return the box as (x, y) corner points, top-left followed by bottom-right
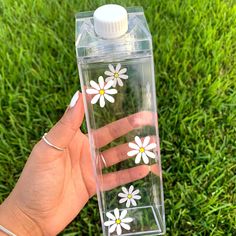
(75, 4), (165, 236)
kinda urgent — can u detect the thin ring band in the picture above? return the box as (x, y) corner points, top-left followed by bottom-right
(100, 154), (107, 168)
(42, 133), (65, 151)
(0, 225), (16, 236)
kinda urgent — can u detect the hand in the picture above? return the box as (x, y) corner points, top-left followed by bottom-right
(0, 91), (159, 236)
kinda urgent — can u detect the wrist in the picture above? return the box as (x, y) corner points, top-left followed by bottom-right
(0, 198), (43, 236)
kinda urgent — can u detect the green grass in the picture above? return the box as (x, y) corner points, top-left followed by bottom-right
(0, 0), (236, 235)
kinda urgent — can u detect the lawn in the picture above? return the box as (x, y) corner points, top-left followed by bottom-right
(0, 0), (236, 235)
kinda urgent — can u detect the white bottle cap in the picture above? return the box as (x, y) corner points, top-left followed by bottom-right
(93, 4), (128, 39)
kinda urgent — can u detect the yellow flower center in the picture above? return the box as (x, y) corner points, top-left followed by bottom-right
(139, 147), (145, 153)
(127, 194), (132, 199)
(115, 219), (121, 224)
(114, 72), (119, 78)
(99, 89), (105, 95)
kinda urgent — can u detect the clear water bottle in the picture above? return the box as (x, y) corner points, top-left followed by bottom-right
(75, 4), (165, 236)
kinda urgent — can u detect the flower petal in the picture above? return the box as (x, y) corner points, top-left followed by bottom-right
(105, 76), (114, 82)
(104, 80), (114, 89)
(112, 78), (117, 87)
(120, 210), (127, 220)
(104, 94), (115, 103)
(133, 195), (141, 200)
(127, 150), (139, 157)
(116, 63), (121, 72)
(105, 71), (114, 76)
(130, 198), (137, 206)
(142, 152), (149, 164)
(104, 220), (115, 226)
(117, 78), (124, 87)
(105, 88), (117, 95)
(119, 68), (127, 74)
(145, 150), (156, 159)
(121, 222), (131, 231)
(98, 76), (104, 89)
(118, 193), (127, 198)
(86, 88), (99, 94)
(145, 143), (157, 150)
(126, 199), (131, 208)
(122, 217), (133, 223)
(106, 212), (116, 220)
(108, 64), (115, 73)
(128, 185), (134, 194)
(91, 94), (100, 104)
(114, 208), (120, 219)
(119, 197), (127, 204)
(143, 136), (151, 147)
(132, 189), (140, 195)
(135, 136), (143, 147)
(122, 187), (128, 194)
(135, 152), (142, 164)
(119, 74), (128, 79)
(128, 142), (140, 150)
(116, 224), (122, 235)
(90, 80), (100, 90)
(109, 223), (117, 233)
(99, 95), (105, 108)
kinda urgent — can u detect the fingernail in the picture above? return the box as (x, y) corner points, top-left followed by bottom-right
(69, 91), (79, 108)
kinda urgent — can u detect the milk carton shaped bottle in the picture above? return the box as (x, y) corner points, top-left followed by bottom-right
(76, 4), (166, 235)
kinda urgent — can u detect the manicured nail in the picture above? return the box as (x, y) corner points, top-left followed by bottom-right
(69, 91), (79, 108)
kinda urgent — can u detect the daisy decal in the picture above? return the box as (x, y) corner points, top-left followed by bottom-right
(105, 63), (128, 87)
(127, 136), (157, 164)
(104, 208), (133, 235)
(86, 76), (117, 108)
(118, 185), (141, 207)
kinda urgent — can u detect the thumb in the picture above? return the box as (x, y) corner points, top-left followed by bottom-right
(38, 91), (84, 152)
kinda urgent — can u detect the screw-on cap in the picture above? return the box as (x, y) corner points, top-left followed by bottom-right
(94, 4), (128, 39)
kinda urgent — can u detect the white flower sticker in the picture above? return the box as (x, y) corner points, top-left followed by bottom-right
(86, 76), (117, 108)
(127, 136), (157, 164)
(105, 63), (128, 87)
(104, 208), (133, 235)
(118, 185), (141, 208)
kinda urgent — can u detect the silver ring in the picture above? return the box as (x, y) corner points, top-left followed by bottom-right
(100, 154), (107, 168)
(0, 224), (17, 236)
(42, 133), (65, 151)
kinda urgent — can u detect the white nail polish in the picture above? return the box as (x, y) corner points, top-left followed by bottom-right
(69, 91), (79, 108)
